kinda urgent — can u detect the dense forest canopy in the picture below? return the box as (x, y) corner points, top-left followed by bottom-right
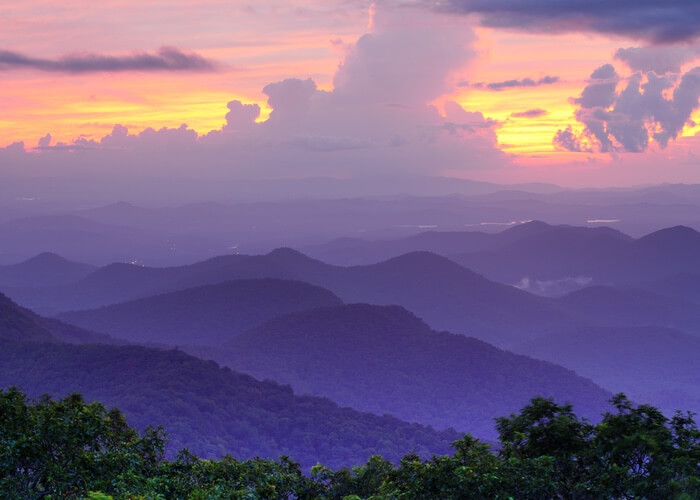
(2, 388), (698, 499)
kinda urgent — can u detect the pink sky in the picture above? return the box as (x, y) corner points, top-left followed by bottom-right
(1, 0), (699, 188)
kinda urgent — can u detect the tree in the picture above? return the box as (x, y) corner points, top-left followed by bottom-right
(0, 387), (164, 499)
(495, 396), (593, 497)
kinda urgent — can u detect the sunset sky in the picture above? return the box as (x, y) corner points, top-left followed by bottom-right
(2, 0), (699, 188)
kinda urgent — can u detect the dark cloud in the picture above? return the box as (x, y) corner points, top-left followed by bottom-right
(553, 126), (591, 152)
(438, 0), (700, 44)
(511, 108), (548, 118)
(555, 64), (700, 152)
(590, 64), (618, 80)
(469, 75), (559, 91)
(0, 47), (216, 73)
(574, 64), (619, 110)
(37, 133), (52, 148)
(615, 45), (700, 74)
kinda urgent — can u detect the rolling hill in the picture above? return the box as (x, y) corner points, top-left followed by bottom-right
(0, 252), (95, 287)
(300, 221), (556, 266)
(451, 223), (633, 291)
(556, 285), (700, 335)
(515, 325), (700, 417)
(194, 303), (612, 440)
(0, 292), (115, 345)
(12, 248), (584, 346)
(259, 249), (585, 346)
(0, 296), (460, 469)
(58, 279), (343, 345)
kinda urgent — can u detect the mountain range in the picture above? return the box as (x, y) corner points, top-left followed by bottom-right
(516, 325), (700, 417)
(15, 248), (584, 347)
(59, 279), (343, 345)
(192, 303), (612, 439)
(0, 292), (460, 469)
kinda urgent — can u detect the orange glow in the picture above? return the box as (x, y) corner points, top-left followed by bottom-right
(2, 0), (698, 174)
(0, 1), (363, 147)
(446, 28), (622, 157)
(0, 43), (340, 146)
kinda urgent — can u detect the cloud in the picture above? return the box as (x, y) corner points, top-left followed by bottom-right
(332, 4), (476, 106)
(469, 75), (559, 91)
(0, 47), (216, 73)
(553, 126), (591, 152)
(223, 101), (260, 133)
(37, 134), (52, 148)
(574, 64), (620, 109)
(555, 64), (700, 152)
(437, 0), (700, 44)
(511, 109), (548, 118)
(515, 276), (593, 297)
(0, 3), (507, 182)
(615, 45), (700, 74)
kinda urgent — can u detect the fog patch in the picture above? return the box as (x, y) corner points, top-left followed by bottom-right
(515, 276), (593, 297)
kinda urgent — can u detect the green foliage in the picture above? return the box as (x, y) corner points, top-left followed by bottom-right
(0, 340), (458, 470)
(1, 389), (698, 499)
(0, 387), (164, 499)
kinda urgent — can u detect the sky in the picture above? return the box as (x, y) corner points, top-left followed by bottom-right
(1, 0), (700, 190)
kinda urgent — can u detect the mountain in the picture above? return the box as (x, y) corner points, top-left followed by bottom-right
(594, 225), (700, 284)
(4, 254), (283, 315)
(8, 248), (583, 346)
(0, 212), (224, 268)
(0, 293), (460, 469)
(450, 223), (633, 292)
(0, 294), (463, 471)
(58, 279), (343, 345)
(0, 252), (96, 288)
(639, 273), (700, 304)
(4, 186), (700, 266)
(0, 292), (114, 345)
(0, 293), (57, 343)
(444, 224), (700, 294)
(263, 250), (584, 346)
(194, 303), (612, 440)
(300, 220), (560, 266)
(556, 285), (700, 335)
(0, 215), (147, 265)
(515, 325), (700, 417)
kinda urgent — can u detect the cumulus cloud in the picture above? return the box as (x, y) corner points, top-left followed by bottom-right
(615, 45), (700, 74)
(553, 126), (592, 152)
(555, 64), (700, 152)
(468, 75), (559, 91)
(332, 4), (476, 106)
(0, 47), (216, 73)
(511, 109), (548, 118)
(37, 134), (52, 148)
(0, 3), (507, 181)
(437, 0), (700, 44)
(223, 101), (260, 133)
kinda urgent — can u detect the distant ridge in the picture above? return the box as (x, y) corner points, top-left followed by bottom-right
(6, 247), (583, 346)
(59, 279), (343, 345)
(516, 325), (700, 417)
(0, 292), (115, 345)
(0, 252), (96, 287)
(557, 285), (700, 334)
(199, 303), (612, 439)
(0, 295), (460, 469)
